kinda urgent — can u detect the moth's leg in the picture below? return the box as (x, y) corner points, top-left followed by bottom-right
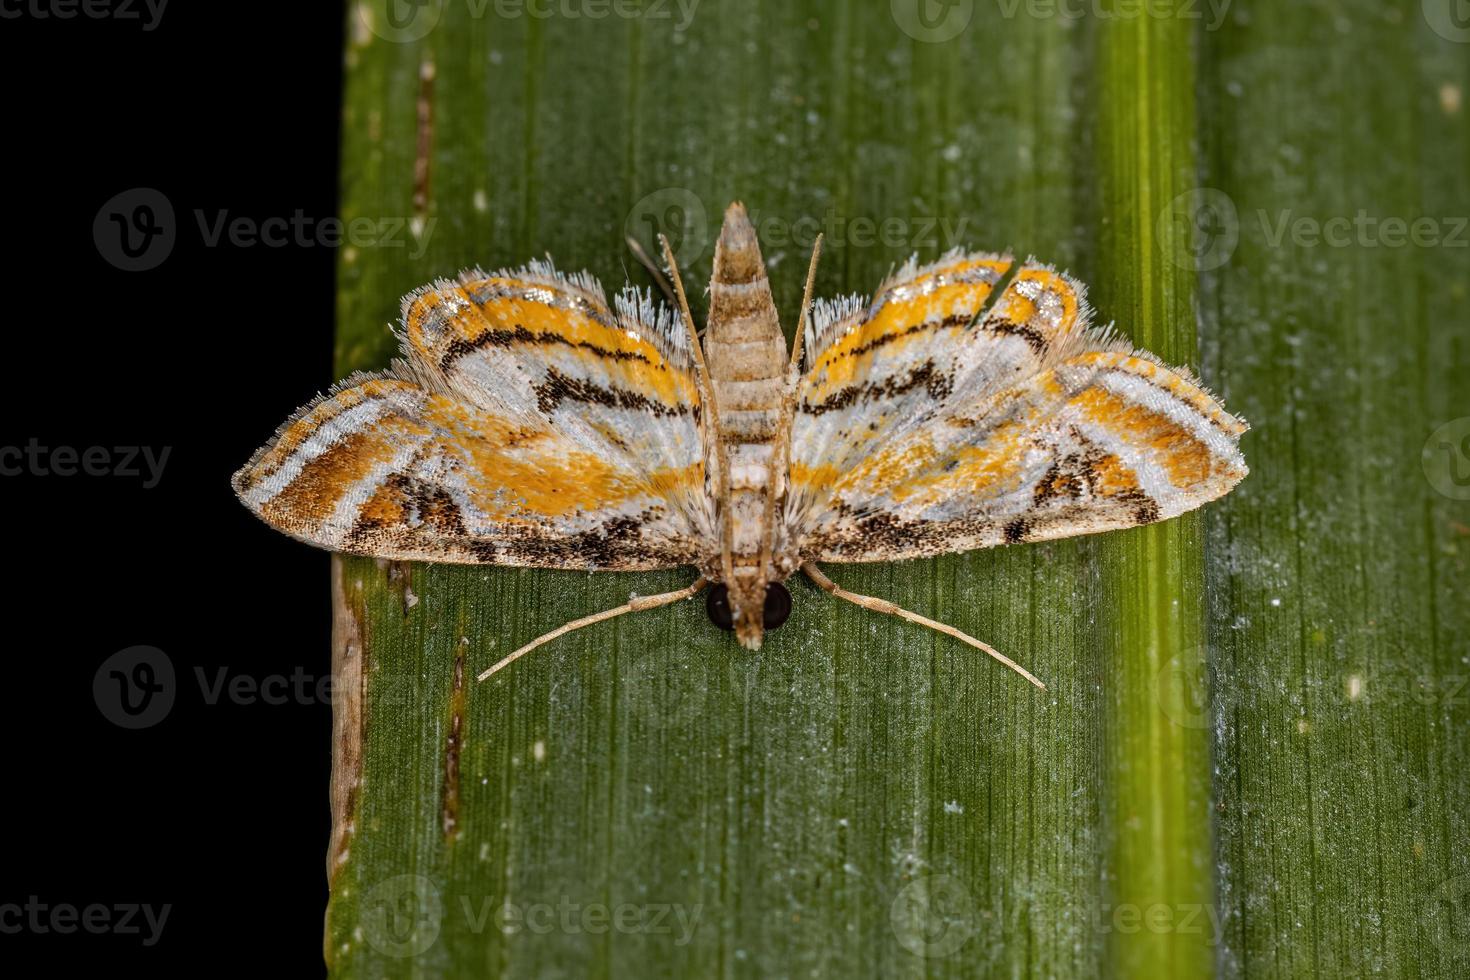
(800, 562), (1046, 690)
(660, 233), (734, 584)
(625, 235), (677, 308)
(759, 235), (825, 578)
(476, 577), (708, 682)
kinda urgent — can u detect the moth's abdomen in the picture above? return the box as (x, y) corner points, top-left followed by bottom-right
(704, 203), (786, 634)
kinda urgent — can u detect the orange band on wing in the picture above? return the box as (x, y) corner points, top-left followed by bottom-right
(406, 280), (700, 410)
(805, 257), (1010, 400)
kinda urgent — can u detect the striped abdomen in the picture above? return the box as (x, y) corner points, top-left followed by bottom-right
(703, 203), (786, 647)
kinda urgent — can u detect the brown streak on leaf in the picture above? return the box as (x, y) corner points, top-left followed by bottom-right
(413, 59), (435, 214)
(385, 559), (418, 615)
(327, 556), (366, 884)
(441, 650), (466, 841)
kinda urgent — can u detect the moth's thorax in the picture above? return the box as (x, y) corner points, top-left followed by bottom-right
(703, 202), (789, 650)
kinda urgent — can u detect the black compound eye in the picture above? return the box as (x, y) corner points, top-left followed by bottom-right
(705, 584), (734, 630)
(762, 582), (792, 630)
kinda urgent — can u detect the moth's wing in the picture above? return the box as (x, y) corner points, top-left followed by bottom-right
(399, 261), (709, 529)
(794, 249), (1013, 480)
(234, 264), (712, 569)
(788, 260), (1248, 562)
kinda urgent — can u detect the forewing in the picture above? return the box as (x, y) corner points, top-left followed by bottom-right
(793, 249), (1012, 482)
(399, 261), (708, 523)
(789, 261), (1248, 562)
(235, 262), (712, 568)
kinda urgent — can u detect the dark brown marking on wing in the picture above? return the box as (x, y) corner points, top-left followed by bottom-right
(1029, 432), (1163, 525)
(800, 360), (953, 417)
(836, 312), (960, 359)
(440, 324), (653, 371)
(1130, 496), (1162, 525)
(1003, 517), (1032, 543)
(469, 512), (694, 569)
(1032, 443), (1109, 506)
(985, 318), (1048, 356)
(350, 473), (468, 546)
(534, 367), (688, 418)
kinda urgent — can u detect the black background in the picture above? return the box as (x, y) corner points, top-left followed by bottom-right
(2, 2), (347, 972)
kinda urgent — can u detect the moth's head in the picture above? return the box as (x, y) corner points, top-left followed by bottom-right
(706, 573), (792, 650)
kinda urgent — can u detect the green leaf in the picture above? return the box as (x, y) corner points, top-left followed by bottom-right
(320, 2), (1470, 976)
(1200, 2), (1470, 976)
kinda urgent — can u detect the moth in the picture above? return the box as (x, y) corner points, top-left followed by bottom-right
(234, 202), (1248, 688)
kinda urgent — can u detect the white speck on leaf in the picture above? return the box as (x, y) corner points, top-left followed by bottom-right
(1441, 83), (1461, 115)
